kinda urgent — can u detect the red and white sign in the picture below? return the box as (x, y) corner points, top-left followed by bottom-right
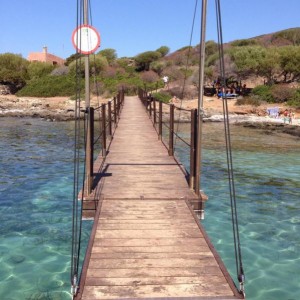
(72, 25), (101, 54)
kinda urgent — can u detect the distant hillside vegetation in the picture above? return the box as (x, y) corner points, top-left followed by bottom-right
(251, 27), (300, 47)
(1, 28), (300, 108)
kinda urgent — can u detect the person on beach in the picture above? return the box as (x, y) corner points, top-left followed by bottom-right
(288, 110), (294, 124)
(283, 109), (289, 124)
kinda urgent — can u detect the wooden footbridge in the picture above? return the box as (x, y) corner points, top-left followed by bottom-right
(72, 93), (244, 299)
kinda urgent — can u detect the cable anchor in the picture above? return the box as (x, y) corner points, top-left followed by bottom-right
(238, 273), (245, 297)
(71, 275), (78, 296)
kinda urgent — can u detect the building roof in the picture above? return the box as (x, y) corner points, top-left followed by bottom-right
(28, 47), (65, 66)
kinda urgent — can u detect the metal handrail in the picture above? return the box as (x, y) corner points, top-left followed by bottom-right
(138, 88), (198, 193)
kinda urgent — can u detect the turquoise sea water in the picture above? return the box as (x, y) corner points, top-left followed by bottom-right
(0, 118), (299, 299)
(175, 122), (300, 300)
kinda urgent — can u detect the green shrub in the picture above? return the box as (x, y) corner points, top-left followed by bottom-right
(17, 75), (78, 97)
(287, 89), (300, 108)
(231, 39), (258, 47)
(251, 85), (274, 103)
(272, 28), (300, 46)
(152, 92), (172, 103)
(68, 56), (108, 77)
(270, 85), (294, 103)
(27, 62), (55, 80)
(0, 53), (29, 88)
(100, 75), (143, 96)
(205, 52), (219, 67)
(235, 96), (262, 106)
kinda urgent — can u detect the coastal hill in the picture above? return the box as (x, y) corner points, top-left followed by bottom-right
(248, 27), (300, 47)
(0, 27), (299, 126)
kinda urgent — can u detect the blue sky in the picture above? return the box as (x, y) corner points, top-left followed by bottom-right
(0, 0), (299, 59)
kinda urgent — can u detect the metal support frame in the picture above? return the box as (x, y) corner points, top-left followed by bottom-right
(153, 98), (156, 125)
(101, 104), (107, 157)
(190, 109), (197, 189)
(85, 107), (94, 194)
(108, 101), (112, 137)
(168, 104), (174, 156)
(113, 97), (117, 126)
(195, 0), (207, 196)
(159, 101), (162, 140)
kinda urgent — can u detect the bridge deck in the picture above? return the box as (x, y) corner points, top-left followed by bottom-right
(76, 96), (242, 299)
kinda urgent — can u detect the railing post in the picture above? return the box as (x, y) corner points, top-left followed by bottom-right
(168, 104), (174, 156)
(117, 93), (120, 116)
(113, 97), (117, 127)
(159, 101), (162, 140)
(190, 109), (197, 189)
(144, 91), (147, 106)
(102, 104), (107, 157)
(85, 107), (94, 194)
(108, 101), (112, 137)
(153, 98), (156, 125)
(121, 89), (125, 105)
(149, 97), (152, 117)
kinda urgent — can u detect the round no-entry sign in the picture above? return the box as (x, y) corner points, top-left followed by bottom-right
(72, 25), (101, 54)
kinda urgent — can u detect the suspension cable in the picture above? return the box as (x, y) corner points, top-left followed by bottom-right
(215, 0), (245, 296)
(89, 0), (102, 133)
(71, 0), (89, 296)
(174, 0), (199, 150)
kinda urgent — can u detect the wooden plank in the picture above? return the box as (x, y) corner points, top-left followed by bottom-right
(86, 266), (224, 278)
(88, 257), (218, 269)
(93, 237), (208, 247)
(91, 245), (211, 254)
(95, 229), (203, 239)
(76, 96), (243, 300)
(81, 284), (234, 299)
(90, 252), (213, 259)
(97, 222), (198, 230)
(85, 276), (232, 287)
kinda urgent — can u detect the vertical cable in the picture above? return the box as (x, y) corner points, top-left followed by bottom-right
(71, 0), (86, 296)
(174, 0), (198, 150)
(215, 0), (245, 295)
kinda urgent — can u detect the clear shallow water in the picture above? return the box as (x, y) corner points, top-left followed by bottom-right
(175, 123), (300, 300)
(0, 118), (91, 300)
(0, 118), (299, 299)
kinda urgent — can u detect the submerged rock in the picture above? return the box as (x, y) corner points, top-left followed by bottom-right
(9, 255), (26, 264)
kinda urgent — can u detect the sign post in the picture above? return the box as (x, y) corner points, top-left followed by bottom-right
(72, 18), (100, 195)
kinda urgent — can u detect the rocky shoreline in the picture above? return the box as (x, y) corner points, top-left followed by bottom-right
(1, 95), (300, 137)
(0, 96), (75, 121)
(0, 95), (109, 121)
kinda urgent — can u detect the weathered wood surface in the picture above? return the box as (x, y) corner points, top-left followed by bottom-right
(78, 96), (242, 299)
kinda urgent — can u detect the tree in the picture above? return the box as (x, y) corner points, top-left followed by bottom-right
(213, 53), (236, 79)
(134, 51), (162, 71)
(256, 47), (280, 84)
(97, 48), (117, 64)
(156, 46), (170, 57)
(229, 46), (265, 79)
(278, 46), (300, 82)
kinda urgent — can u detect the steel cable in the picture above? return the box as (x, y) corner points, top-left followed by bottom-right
(174, 0), (199, 152)
(215, 0), (245, 295)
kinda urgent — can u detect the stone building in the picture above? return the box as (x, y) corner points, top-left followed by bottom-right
(28, 46), (65, 65)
